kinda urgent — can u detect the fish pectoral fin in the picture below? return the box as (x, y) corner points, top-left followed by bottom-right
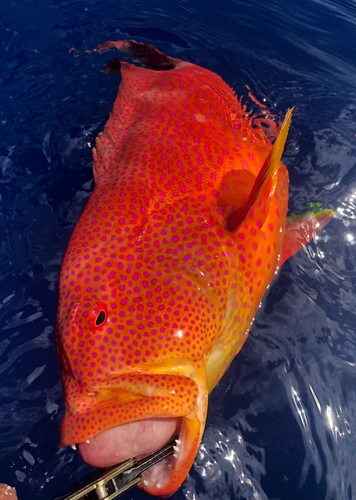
(226, 107), (294, 232)
(279, 208), (335, 266)
(217, 169), (256, 215)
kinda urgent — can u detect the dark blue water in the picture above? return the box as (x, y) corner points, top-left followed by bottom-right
(1, 1), (355, 499)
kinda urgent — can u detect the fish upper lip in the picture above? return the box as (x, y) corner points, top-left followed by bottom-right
(60, 360), (206, 448)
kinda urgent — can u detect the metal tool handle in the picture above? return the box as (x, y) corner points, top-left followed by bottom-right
(62, 458), (136, 500)
(58, 439), (175, 500)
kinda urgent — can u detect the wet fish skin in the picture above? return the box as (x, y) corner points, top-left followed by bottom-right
(56, 40), (334, 496)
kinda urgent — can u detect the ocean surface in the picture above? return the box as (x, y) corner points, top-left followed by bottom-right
(1, 0), (355, 499)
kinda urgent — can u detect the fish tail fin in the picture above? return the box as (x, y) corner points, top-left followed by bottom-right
(97, 39), (181, 71)
(226, 107), (294, 232)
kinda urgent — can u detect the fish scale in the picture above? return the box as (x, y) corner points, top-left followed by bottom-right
(56, 39), (334, 497)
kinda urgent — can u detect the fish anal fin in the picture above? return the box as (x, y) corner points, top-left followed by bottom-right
(226, 107), (293, 232)
(279, 208), (335, 266)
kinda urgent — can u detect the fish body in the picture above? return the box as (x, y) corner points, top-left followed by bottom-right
(56, 40), (333, 496)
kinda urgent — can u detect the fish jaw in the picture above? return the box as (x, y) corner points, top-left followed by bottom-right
(139, 410), (205, 496)
(61, 361), (208, 496)
(139, 362), (207, 496)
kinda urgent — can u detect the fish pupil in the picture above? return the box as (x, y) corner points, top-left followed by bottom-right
(95, 310), (106, 326)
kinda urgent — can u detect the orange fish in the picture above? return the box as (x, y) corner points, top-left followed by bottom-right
(56, 40), (334, 496)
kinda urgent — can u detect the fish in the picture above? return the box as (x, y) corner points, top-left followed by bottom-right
(56, 39), (334, 497)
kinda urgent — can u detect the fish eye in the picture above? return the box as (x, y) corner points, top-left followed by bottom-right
(74, 302), (108, 331)
(95, 310), (106, 326)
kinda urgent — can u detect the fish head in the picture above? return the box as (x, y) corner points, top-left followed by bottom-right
(56, 191), (227, 495)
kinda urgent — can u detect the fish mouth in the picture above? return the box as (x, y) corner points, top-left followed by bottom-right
(66, 363), (208, 495)
(77, 416), (181, 469)
(77, 415), (199, 496)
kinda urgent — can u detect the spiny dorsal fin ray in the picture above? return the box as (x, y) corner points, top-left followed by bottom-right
(226, 107), (294, 232)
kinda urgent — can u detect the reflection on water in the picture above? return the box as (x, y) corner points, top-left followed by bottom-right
(0, 0), (356, 499)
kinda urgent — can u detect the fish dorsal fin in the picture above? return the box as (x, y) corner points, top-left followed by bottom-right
(226, 107), (294, 232)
